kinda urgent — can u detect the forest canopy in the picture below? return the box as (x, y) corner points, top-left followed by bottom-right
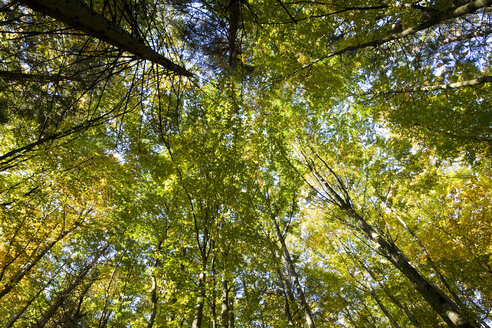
(0, 0), (491, 327)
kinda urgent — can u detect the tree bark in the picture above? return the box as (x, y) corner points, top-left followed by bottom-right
(228, 0), (241, 67)
(345, 207), (474, 328)
(271, 215), (316, 328)
(277, 269), (294, 326)
(229, 292), (235, 328)
(18, 0), (192, 77)
(192, 272), (206, 328)
(221, 279), (229, 328)
(0, 70), (81, 83)
(306, 150), (476, 327)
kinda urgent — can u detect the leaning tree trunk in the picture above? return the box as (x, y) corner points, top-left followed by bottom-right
(31, 242), (110, 328)
(306, 151), (476, 328)
(345, 206), (474, 328)
(357, 256), (423, 328)
(19, 0), (192, 77)
(369, 290), (402, 328)
(0, 220), (83, 299)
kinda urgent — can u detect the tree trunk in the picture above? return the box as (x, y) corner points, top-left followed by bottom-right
(6, 271), (59, 328)
(277, 269), (294, 326)
(373, 76), (492, 95)
(0, 70), (81, 83)
(228, 0), (241, 67)
(0, 111), (120, 167)
(370, 290), (402, 328)
(31, 242), (110, 328)
(345, 207), (474, 328)
(229, 291), (235, 328)
(147, 273), (158, 328)
(0, 221), (83, 299)
(211, 269), (217, 328)
(357, 257), (423, 328)
(221, 279), (229, 328)
(192, 272), (206, 328)
(19, 0), (192, 77)
(271, 216), (316, 328)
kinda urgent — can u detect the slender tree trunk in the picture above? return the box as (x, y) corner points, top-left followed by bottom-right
(357, 257), (423, 328)
(71, 277), (96, 323)
(192, 272), (206, 328)
(5, 270), (60, 328)
(221, 278), (229, 328)
(303, 0), (492, 68)
(0, 70), (81, 83)
(0, 221), (83, 299)
(343, 308), (358, 328)
(31, 242), (110, 328)
(271, 215), (316, 328)
(372, 76), (492, 95)
(148, 273), (158, 328)
(0, 110), (120, 167)
(211, 267), (217, 328)
(277, 269), (294, 326)
(148, 241), (164, 328)
(370, 290), (402, 328)
(229, 292), (235, 328)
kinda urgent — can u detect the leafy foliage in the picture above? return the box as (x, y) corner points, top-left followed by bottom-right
(0, 0), (490, 327)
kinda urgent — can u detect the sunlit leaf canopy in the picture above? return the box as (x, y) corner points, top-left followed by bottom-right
(0, 0), (490, 327)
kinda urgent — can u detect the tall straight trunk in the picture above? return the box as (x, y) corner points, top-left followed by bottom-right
(345, 207), (474, 328)
(220, 279), (230, 328)
(147, 274), (158, 328)
(277, 269), (294, 326)
(229, 292), (235, 328)
(148, 241), (163, 328)
(192, 272), (206, 328)
(211, 270), (217, 328)
(32, 243), (110, 328)
(271, 216), (316, 328)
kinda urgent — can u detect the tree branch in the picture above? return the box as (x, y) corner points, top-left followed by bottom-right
(372, 76), (492, 95)
(19, 0), (193, 77)
(303, 0), (492, 68)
